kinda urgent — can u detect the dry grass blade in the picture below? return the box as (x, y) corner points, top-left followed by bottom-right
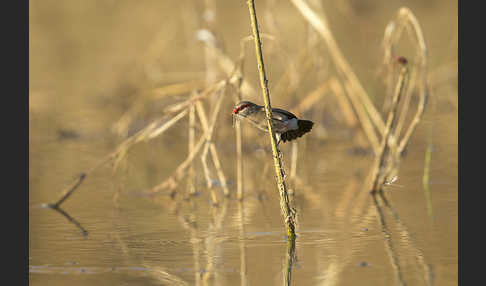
(370, 63), (409, 193)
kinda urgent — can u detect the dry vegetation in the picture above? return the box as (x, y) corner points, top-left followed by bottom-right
(31, 1), (457, 284)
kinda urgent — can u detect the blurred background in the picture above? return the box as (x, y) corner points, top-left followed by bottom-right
(29, 0), (457, 285)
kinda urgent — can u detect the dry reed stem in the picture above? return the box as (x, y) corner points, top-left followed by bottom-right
(112, 109), (188, 170)
(164, 80), (226, 115)
(328, 77), (359, 127)
(195, 102), (226, 204)
(247, 0), (296, 240)
(96, 80), (224, 182)
(195, 101), (229, 196)
(202, 37), (258, 99)
(144, 109), (189, 140)
(151, 85), (226, 195)
(233, 40), (246, 201)
(292, 81), (330, 114)
(393, 68), (416, 140)
(342, 82), (381, 153)
(112, 80), (207, 136)
(292, 77), (357, 129)
(108, 80), (226, 172)
(187, 101), (197, 196)
(51, 173), (86, 208)
(290, 0), (386, 137)
(382, 7), (429, 155)
(370, 64), (409, 193)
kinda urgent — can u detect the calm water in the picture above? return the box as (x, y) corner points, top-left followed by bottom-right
(29, 1), (457, 285)
(29, 105), (457, 285)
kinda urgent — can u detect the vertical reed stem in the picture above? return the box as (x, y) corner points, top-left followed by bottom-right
(187, 101), (197, 196)
(246, 0), (296, 239)
(370, 62), (409, 193)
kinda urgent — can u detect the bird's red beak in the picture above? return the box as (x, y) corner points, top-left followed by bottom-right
(232, 108), (237, 114)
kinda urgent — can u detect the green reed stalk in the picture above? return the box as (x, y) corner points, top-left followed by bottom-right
(246, 0), (296, 239)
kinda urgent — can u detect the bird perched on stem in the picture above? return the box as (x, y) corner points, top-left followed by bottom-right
(232, 101), (314, 144)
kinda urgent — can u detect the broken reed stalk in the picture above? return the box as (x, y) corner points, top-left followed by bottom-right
(195, 100), (230, 202)
(50, 80), (227, 207)
(112, 80), (207, 137)
(151, 85), (227, 196)
(383, 7), (429, 156)
(246, 0), (296, 239)
(290, 0), (385, 142)
(50, 173), (86, 208)
(370, 61), (409, 193)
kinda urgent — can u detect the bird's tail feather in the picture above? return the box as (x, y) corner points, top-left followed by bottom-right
(281, 120), (314, 143)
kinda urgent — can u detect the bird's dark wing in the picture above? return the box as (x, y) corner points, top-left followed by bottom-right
(271, 108), (297, 120)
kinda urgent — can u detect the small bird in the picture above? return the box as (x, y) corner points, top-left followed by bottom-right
(232, 101), (314, 144)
